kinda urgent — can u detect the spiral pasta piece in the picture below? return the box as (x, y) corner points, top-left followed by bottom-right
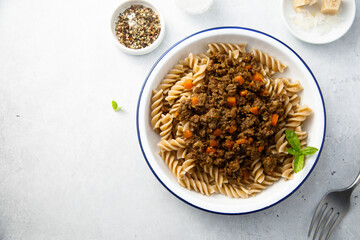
(176, 120), (191, 137)
(182, 171), (216, 196)
(263, 76), (274, 96)
(251, 157), (265, 183)
(202, 164), (228, 187)
(228, 50), (240, 60)
(168, 95), (187, 117)
(179, 53), (201, 70)
(151, 89), (164, 130)
(197, 53), (210, 65)
(281, 156), (294, 180)
(282, 94), (301, 118)
(196, 168), (214, 185)
(165, 73), (193, 105)
(160, 114), (173, 140)
(207, 42), (247, 54)
(273, 78), (286, 95)
(252, 48), (287, 73)
(192, 64), (207, 87)
(216, 183), (249, 199)
(176, 148), (188, 159)
(158, 138), (186, 151)
(157, 64), (186, 94)
(295, 126), (309, 148)
(281, 78), (304, 94)
(260, 64), (276, 77)
(275, 133), (288, 153)
(248, 175), (281, 196)
(282, 95), (294, 118)
(160, 150), (185, 186)
(285, 105), (312, 128)
(180, 158), (196, 177)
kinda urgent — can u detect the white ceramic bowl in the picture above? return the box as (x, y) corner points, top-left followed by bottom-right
(174, 0), (213, 14)
(137, 27), (326, 214)
(110, 0), (165, 55)
(281, 0), (356, 44)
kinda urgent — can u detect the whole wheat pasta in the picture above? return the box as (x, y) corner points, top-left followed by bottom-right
(150, 43), (313, 198)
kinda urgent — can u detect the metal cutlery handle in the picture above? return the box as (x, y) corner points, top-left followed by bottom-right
(347, 171), (360, 192)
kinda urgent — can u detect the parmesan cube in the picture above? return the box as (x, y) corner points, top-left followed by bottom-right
(293, 0), (319, 13)
(321, 0), (341, 15)
(308, 0), (319, 5)
(293, 0), (318, 8)
(294, 0), (310, 8)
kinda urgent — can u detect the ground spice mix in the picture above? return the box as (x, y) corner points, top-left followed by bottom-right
(115, 5), (161, 49)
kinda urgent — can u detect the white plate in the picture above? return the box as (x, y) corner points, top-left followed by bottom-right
(281, 0), (356, 44)
(137, 27), (326, 214)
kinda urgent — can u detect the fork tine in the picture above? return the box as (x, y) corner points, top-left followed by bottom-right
(313, 204), (330, 240)
(319, 210), (336, 240)
(325, 214), (343, 240)
(308, 201), (327, 237)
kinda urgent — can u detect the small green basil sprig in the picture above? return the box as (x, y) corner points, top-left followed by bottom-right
(112, 100), (123, 112)
(285, 129), (318, 173)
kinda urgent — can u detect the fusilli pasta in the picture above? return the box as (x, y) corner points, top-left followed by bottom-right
(150, 42), (313, 199)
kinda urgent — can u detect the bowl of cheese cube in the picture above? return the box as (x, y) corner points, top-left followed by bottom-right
(281, 0), (356, 44)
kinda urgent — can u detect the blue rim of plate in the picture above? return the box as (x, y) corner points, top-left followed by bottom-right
(136, 26), (327, 215)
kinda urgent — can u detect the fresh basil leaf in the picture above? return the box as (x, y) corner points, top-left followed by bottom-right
(112, 100), (122, 112)
(294, 154), (305, 173)
(287, 147), (300, 156)
(301, 146), (318, 156)
(285, 129), (301, 151)
(112, 100), (118, 110)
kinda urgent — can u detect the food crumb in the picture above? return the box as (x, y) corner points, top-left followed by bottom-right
(331, 171), (336, 176)
(16, 114), (20, 117)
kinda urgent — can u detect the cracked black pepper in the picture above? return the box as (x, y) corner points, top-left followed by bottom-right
(115, 5), (161, 49)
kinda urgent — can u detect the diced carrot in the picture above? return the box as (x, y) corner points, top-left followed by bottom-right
(270, 113), (279, 126)
(209, 139), (218, 147)
(258, 146), (264, 152)
(224, 140), (235, 149)
(245, 65), (251, 70)
(206, 146), (216, 154)
(249, 81), (255, 86)
(228, 126), (237, 134)
(213, 128), (222, 136)
(234, 76), (244, 85)
(248, 137), (253, 143)
(184, 79), (193, 89)
(174, 112), (179, 117)
(249, 106), (259, 115)
(183, 130), (192, 139)
(253, 72), (264, 82)
(243, 169), (249, 180)
(236, 138), (247, 145)
(227, 97), (236, 107)
(240, 90), (248, 96)
(191, 97), (198, 106)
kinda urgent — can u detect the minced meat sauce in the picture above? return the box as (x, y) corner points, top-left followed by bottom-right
(178, 52), (286, 185)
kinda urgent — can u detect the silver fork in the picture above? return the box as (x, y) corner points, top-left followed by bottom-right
(308, 171), (360, 240)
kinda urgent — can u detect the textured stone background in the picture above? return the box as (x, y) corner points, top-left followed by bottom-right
(0, 0), (359, 239)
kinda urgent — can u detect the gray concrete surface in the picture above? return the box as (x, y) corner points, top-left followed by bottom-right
(0, 0), (359, 239)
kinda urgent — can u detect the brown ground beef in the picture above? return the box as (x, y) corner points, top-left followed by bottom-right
(179, 52), (286, 185)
